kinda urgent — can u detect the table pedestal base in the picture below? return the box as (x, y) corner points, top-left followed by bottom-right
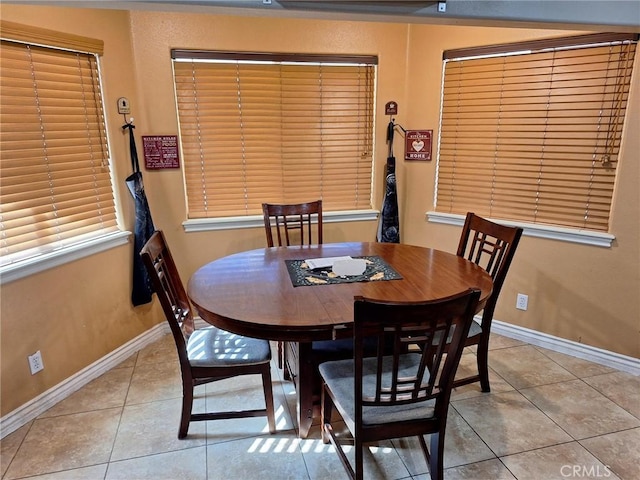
(284, 341), (316, 438)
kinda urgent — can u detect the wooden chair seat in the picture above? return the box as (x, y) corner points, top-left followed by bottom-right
(320, 354), (438, 425)
(186, 327), (272, 367)
(298, 336), (396, 406)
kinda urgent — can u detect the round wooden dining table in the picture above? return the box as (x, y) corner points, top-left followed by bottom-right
(187, 241), (493, 437)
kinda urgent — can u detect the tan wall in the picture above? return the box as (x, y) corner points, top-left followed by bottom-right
(124, 10), (405, 275)
(1, 4), (638, 417)
(402, 25), (640, 358)
(0, 5), (162, 416)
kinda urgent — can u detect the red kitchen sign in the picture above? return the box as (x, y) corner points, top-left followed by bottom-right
(405, 130), (432, 161)
(142, 135), (180, 169)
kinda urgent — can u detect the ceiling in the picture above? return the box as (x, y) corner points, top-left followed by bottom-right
(5, 0), (640, 32)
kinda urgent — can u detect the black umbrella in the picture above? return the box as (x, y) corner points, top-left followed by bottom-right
(123, 121), (156, 306)
(376, 120), (400, 243)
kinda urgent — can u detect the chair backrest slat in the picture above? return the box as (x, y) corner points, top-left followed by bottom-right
(353, 289), (481, 412)
(457, 213), (523, 313)
(262, 200), (323, 247)
(140, 231), (195, 363)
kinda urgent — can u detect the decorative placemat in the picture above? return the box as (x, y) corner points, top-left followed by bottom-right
(285, 256), (403, 287)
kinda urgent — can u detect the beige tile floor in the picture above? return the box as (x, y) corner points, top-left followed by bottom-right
(2, 333), (639, 480)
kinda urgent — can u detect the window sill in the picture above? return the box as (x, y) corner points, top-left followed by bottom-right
(183, 209), (379, 232)
(0, 231), (131, 285)
(427, 212), (614, 248)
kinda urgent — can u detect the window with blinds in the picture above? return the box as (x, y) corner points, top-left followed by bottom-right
(0, 29), (118, 268)
(436, 33), (637, 232)
(172, 51), (376, 218)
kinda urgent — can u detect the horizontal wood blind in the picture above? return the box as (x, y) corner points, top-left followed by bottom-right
(0, 40), (117, 266)
(436, 34), (637, 232)
(172, 52), (375, 218)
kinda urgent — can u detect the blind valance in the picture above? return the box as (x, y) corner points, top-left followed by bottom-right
(1, 20), (104, 55)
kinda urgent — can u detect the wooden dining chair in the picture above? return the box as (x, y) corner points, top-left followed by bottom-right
(140, 230), (276, 439)
(454, 212), (523, 392)
(320, 289), (481, 480)
(262, 199), (395, 428)
(262, 200), (323, 247)
(262, 200), (323, 371)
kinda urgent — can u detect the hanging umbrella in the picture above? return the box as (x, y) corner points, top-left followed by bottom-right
(376, 120), (400, 243)
(123, 121), (156, 306)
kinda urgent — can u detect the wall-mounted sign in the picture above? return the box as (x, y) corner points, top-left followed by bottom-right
(405, 130), (433, 161)
(142, 135), (180, 169)
(385, 101), (398, 116)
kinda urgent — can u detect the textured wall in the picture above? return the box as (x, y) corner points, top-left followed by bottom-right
(1, 3), (638, 418)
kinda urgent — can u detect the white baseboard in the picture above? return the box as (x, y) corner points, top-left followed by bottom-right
(2, 318), (638, 439)
(0, 322), (168, 439)
(492, 319), (640, 376)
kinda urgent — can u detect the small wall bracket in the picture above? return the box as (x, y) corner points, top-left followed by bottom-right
(117, 97), (131, 115)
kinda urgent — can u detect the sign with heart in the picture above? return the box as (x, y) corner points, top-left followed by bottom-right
(405, 130), (432, 161)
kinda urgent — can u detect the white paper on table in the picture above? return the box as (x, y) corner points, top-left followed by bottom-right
(332, 258), (367, 276)
(304, 256), (353, 270)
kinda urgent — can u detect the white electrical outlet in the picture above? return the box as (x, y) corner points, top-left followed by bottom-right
(438, 2), (447, 13)
(28, 350), (44, 375)
(516, 293), (528, 311)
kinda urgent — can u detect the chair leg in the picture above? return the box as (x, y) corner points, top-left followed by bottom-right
(320, 385), (332, 444)
(178, 381), (194, 439)
(261, 367), (276, 434)
(282, 341), (291, 381)
(354, 437), (364, 480)
(476, 337), (491, 393)
(323, 419), (356, 480)
(428, 431), (445, 480)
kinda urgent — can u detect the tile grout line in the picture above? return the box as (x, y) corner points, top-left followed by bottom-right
(104, 352), (138, 478)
